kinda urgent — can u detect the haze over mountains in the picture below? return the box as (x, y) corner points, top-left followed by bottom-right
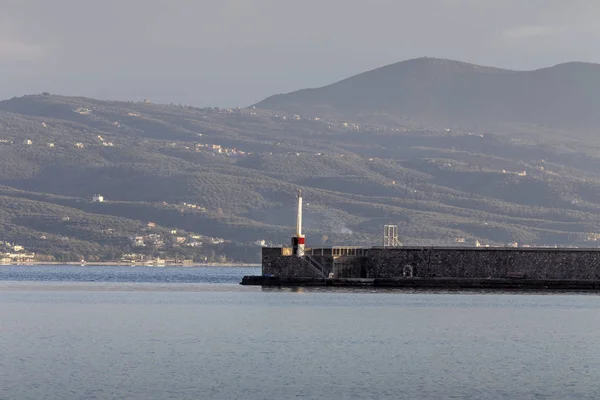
(2, 57), (600, 262)
(256, 57), (600, 134)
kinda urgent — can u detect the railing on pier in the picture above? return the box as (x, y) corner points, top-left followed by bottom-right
(332, 246), (364, 257)
(302, 253), (326, 278)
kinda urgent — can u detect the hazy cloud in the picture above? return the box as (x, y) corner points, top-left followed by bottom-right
(1, 0), (600, 106)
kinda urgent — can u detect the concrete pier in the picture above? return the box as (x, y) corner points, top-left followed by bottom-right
(244, 246), (600, 291)
(241, 275), (600, 291)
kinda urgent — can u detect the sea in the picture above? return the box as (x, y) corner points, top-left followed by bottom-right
(2, 265), (600, 399)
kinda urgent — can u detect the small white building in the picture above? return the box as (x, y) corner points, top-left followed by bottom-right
(74, 107), (91, 115)
(92, 194), (104, 203)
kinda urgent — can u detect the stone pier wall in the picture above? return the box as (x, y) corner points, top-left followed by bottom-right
(364, 247), (600, 280)
(262, 249), (333, 278)
(333, 256), (364, 278)
(263, 247), (600, 280)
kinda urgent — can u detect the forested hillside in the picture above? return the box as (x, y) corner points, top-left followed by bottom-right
(2, 81), (600, 262)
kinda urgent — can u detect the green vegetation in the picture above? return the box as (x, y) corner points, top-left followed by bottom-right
(3, 71), (600, 262)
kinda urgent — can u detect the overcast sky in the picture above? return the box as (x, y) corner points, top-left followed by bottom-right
(1, 0), (599, 106)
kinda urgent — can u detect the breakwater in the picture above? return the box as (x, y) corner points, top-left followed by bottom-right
(243, 246), (600, 290)
(240, 276), (600, 291)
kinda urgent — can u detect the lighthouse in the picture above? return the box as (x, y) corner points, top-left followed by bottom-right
(291, 189), (305, 256)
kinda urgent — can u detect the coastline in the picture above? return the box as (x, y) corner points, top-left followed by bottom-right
(0, 261), (261, 267)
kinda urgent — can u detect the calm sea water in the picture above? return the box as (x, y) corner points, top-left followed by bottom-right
(0, 264), (260, 284)
(2, 266), (600, 399)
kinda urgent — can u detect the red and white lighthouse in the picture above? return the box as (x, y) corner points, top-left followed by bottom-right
(291, 189), (305, 256)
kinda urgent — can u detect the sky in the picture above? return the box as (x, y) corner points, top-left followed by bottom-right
(1, 0), (599, 107)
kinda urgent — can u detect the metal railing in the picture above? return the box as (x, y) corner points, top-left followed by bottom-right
(302, 253), (326, 278)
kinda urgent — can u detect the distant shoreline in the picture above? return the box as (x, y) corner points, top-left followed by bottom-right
(0, 262), (261, 267)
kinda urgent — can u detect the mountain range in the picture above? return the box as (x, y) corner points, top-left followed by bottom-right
(256, 57), (600, 134)
(2, 57), (600, 262)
